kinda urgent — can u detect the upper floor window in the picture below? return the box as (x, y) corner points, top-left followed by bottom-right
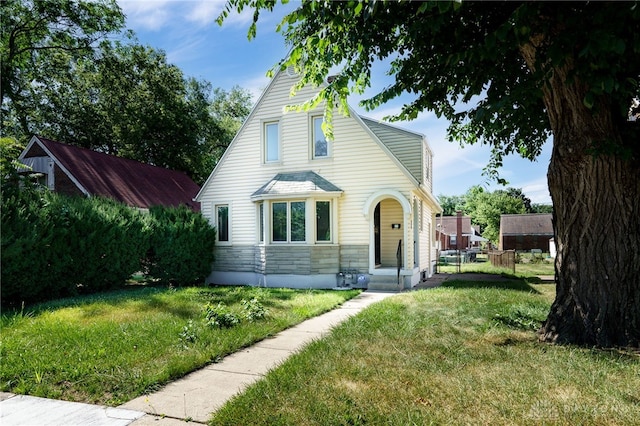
(312, 116), (329, 159)
(265, 121), (280, 162)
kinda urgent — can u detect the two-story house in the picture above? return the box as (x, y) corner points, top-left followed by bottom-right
(195, 68), (442, 290)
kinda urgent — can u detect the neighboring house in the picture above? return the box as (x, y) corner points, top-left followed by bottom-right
(18, 135), (200, 210)
(195, 68), (442, 290)
(435, 214), (486, 250)
(499, 213), (554, 251)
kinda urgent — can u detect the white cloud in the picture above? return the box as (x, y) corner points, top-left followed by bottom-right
(520, 178), (552, 204)
(118, 0), (174, 31)
(185, 1), (225, 26)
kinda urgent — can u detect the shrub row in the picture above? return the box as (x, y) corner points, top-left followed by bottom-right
(1, 187), (216, 307)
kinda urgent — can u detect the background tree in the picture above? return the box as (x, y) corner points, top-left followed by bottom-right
(439, 186), (529, 244)
(463, 186), (527, 244)
(0, 0), (124, 122)
(2, 1), (252, 183)
(205, 86), (253, 172)
(221, 0), (640, 348)
(436, 194), (465, 217)
(530, 203), (553, 214)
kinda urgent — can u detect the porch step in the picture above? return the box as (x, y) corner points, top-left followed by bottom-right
(367, 275), (402, 291)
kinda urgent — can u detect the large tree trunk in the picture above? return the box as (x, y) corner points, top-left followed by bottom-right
(538, 65), (640, 348)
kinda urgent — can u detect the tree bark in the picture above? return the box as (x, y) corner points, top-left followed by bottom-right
(537, 63), (640, 348)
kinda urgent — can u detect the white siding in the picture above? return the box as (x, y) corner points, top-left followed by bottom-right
(198, 70), (419, 247)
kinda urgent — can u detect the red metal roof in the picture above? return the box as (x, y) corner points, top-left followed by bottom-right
(35, 136), (200, 210)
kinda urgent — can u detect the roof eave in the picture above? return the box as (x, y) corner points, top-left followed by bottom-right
(250, 191), (344, 202)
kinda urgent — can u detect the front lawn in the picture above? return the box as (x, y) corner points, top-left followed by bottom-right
(0, 285), (359, 405)
(438, 254), (555, 276)
(211, 279), (639, 425)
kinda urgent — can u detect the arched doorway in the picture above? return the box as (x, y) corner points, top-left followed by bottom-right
(363, 190), (411, 275)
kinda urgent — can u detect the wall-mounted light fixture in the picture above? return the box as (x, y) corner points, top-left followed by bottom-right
(391, 223), (401, 229)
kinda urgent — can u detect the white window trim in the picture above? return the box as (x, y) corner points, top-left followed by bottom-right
(257, 202), (266, 244)
(263, 119), (281, 164)
(314, 199), (333, 243)
(213, 202), (232, 245)
(261, 198), (338, 245)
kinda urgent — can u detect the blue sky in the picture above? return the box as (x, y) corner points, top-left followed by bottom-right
(118, 0), (552, 204)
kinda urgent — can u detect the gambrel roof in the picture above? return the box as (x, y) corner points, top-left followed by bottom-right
(20, 136), (200, 210)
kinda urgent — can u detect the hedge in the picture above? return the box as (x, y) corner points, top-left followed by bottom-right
(1, 188), (215, 307)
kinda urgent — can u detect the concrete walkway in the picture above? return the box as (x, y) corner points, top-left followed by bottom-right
(0, 290), (398, 426)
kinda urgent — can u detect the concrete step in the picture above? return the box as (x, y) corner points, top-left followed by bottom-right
(367, 275), (402, 291)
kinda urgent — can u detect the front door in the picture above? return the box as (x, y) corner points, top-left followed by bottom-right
(374, 203), (381, 266)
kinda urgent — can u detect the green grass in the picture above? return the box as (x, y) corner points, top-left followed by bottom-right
(0, 285), (359, 405)
(438, 255), (555, 277)
(210, 280), (640, 425)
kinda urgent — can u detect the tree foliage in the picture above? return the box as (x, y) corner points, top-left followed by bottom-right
(438, 186), (532, 244)
(220, 0), (640, 348)
(0, 0), (125, 121)
(205, 86), (253, 171)
(436, 194), (466, 217)
(221, 0), (638, 169)
(2, 1), (252, 182)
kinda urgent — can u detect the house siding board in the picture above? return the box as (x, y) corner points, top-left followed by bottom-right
(212, 245), (255, 273)
(501, 235), (553, 252)
(198, 70), (417, 247)
(264, 245), (311, 274)
(339, 245), (369, 272)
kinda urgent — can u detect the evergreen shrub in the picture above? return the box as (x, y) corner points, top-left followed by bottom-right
(1, 188), (215, 307)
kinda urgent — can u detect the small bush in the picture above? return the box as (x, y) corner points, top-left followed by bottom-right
(178, 320), (198, 349)
(242, 298), (268, 321)
(204, 302), (241, 328)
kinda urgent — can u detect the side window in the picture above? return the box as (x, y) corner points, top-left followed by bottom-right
(272, 202), (287, 242)
(312, 116), (329, 158)
(259, 202), (264, 242)
(265, 121), (280, 162)
(290, 201), (306, 242)
(216, 204), (229, 242)
(316, 201), (331, 242)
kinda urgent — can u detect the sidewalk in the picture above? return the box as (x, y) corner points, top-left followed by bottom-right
(0, 290), (397, 426)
